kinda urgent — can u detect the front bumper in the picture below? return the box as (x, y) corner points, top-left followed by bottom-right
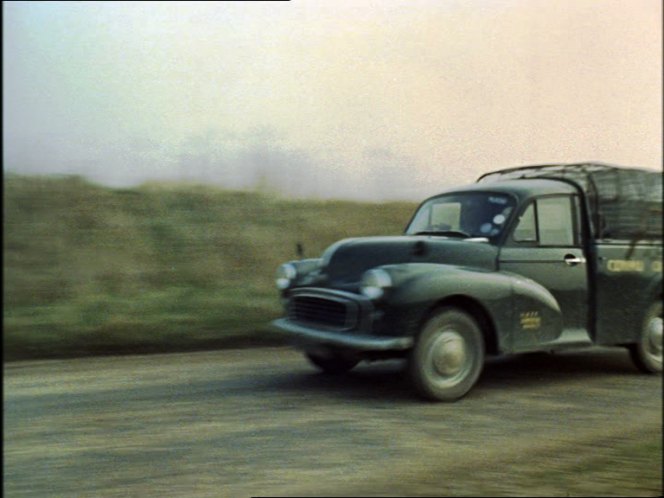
(270, 318), (414, 351)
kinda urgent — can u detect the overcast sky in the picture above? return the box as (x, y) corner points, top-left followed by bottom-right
(3, 0), (662, 200)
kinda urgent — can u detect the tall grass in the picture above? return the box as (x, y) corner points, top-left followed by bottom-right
(3, 174), (417, 360)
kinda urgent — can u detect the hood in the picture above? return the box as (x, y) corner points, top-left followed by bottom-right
(321, 236), (498, 284)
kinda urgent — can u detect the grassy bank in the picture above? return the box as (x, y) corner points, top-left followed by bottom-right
(3, 174), (417, 360)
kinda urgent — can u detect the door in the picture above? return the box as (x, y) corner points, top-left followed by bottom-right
(499, 195), (589, 349)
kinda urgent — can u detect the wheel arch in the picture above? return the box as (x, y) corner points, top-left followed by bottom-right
(637, 281), (663, 340)
(419, 295), (500, 355)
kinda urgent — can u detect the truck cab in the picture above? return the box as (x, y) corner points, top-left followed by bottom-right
(271, 163), (663, 401)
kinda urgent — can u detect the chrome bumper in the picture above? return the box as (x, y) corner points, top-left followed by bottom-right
(270, 318), (413, 351)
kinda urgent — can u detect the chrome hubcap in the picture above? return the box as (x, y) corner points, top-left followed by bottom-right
(431, 331), (466, 377)
(646, 317), (663, 359)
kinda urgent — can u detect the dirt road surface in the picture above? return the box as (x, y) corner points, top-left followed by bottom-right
(4, 347), (662, 497)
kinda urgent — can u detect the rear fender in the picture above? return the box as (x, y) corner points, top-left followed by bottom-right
(644, 274), (662, 305)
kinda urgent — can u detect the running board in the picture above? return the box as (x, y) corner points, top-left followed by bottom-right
(540, 328), (594, 350)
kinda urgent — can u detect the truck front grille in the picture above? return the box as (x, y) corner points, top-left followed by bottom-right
(288, 294), (359, 330)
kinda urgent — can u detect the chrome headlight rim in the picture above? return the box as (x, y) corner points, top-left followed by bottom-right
(276, 263), (298, 290)
(360, 268), (393, 300)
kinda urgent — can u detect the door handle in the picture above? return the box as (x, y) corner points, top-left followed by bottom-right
(564, 254), (586, 266)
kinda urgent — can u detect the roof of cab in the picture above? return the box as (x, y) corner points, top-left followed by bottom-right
(427, 178), (578, 202)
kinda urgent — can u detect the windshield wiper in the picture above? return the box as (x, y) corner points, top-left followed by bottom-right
(413, 230), (471, 238)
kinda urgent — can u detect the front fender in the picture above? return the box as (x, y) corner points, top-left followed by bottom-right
(378, 263), (563, 353)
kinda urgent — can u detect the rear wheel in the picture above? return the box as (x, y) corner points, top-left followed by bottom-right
(409, 307), (485, 401)
(628, 302), (663, 373)
(305, 351), (360, 374)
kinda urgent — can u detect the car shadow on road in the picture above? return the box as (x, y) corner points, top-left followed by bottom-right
(256, 359), (414, 403)
(476, 347), (643, 389)
(261, 348), (646, 403)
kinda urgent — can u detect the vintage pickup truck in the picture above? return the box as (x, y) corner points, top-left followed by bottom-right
(271, 163), (662, 401)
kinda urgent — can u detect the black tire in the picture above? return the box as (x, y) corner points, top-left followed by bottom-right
(408, 307), (485, 401)
(628, 302), (662, 374)
(305, 351), (360, 374)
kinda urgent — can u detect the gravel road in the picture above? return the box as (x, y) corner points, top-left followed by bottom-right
(4, 346), (662, 497)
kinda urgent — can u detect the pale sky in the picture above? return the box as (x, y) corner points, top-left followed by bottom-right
(3, 0), (662, 200)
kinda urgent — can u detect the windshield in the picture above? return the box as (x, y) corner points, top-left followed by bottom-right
(405, 192), (516, 239)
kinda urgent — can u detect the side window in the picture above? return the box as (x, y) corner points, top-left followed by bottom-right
(511, 196), (576, 246)
(538, 197), (574, 246)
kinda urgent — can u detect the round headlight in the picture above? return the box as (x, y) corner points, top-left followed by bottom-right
(360, 269), (392, 299)
(276, 263), (297, 290)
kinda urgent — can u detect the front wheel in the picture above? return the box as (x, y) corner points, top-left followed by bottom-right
(305, 351), (360, 374)
(408, 307), (485, 402)
(628, 302), (663, 373)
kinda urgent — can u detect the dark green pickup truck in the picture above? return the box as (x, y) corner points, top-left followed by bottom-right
(271, 163), (662, 401)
